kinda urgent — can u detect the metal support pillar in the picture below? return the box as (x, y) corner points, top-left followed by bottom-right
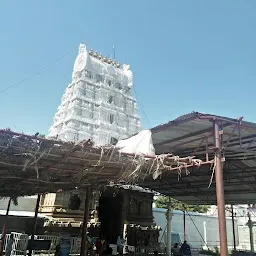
(183, 210), (186, 241)
(231, 205), (236, 251)
(213, 121), (228, 256)
(28, 194), (41, 256)
(80, 186), (92, 256)
(203, 221), (208, 250)
(0, 198), (12, 256)
(248, 211), (254, 252)
(166, 203), (173, 256)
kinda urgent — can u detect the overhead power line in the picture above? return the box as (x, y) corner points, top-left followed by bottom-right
(133, 87), (152, 128)
(0, 49), (75, 94)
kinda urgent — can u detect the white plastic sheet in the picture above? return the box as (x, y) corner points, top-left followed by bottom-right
(116, 130), (155, 156)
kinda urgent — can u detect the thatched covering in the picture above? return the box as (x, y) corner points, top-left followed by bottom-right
(0, 129), (205, 197)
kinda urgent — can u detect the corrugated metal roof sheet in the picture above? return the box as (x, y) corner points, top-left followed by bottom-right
(141, 112), (256, 205)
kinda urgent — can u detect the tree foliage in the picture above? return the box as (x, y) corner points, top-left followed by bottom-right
(11, 196), (18, 206)
(154, 196), (209, 213)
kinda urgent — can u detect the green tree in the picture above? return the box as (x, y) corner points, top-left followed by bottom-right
(1, 196), (19, 206)
(11, 196), (18, 206)
(154, 196), (209, 213)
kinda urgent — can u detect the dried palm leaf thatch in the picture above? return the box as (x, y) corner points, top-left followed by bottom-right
(0, 129), (205, 197)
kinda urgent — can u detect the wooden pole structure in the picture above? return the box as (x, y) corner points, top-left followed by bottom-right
(80, 186), (92, 256)
(28, 194), (41, 256)
(213, 121), (228, 256)
(0, 198), (12, 256)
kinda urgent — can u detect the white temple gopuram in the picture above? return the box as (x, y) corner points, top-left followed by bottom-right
(48, 44), (141, 145)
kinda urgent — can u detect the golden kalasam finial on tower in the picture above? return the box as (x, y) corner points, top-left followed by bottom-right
(103, 56), (107, 62)
(116, 61), (121, 68)
(94, 51), (98, 57)
(108, 58), (112, 64)
(89, 49), (93, 56)
(112, 60), (116, 66)
(98, 53), (102, 60)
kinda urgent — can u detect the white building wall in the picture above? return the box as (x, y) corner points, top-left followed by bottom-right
(0, 196), (38, 212)
(206, 205), (256, 251)
(153, 208), (238, 249)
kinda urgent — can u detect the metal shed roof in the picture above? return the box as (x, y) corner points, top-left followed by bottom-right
(143, 112), (256, 205)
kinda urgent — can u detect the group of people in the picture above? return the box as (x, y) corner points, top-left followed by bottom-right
(4, 232), (192, 256)
(86, 233), (113, 256)
(171, 241), (191, 256)
(54, 233), (111, 256)
(85, 234), (192, 256)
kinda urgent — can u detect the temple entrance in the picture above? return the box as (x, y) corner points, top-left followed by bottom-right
(98, 193), (123, 244)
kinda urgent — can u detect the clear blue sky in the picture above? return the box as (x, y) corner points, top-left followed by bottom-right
(1, 0), (256, 134)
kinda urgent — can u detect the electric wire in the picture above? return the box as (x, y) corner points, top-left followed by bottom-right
(133, 87), (152, 128)
(185, 210), (210, 250)
(159, 211), (210, 249)
(0, 49), (76, 94)
(160, 225), (167, 243)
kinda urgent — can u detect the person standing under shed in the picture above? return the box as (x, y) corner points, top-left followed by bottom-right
(172, 243), (180, 256)
(179, 241), (191, 256)
(5, 233), (14, 256)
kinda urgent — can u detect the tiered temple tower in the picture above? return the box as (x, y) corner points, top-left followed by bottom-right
(48, 44), (141, 145)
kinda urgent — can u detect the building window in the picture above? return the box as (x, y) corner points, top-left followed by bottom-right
(115, 82), (122, 90)
(108, 95), (113, 104)
(81, 122), (88, 127)
(110, 137), (118, 145)
(109, 114), (114, 124)
(86, 82), (93, 89)
(85, 70), (92, 79)
(95, 74), (103, 83)
(74, 133), (79, 141)
(124, 87), (131, 94)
